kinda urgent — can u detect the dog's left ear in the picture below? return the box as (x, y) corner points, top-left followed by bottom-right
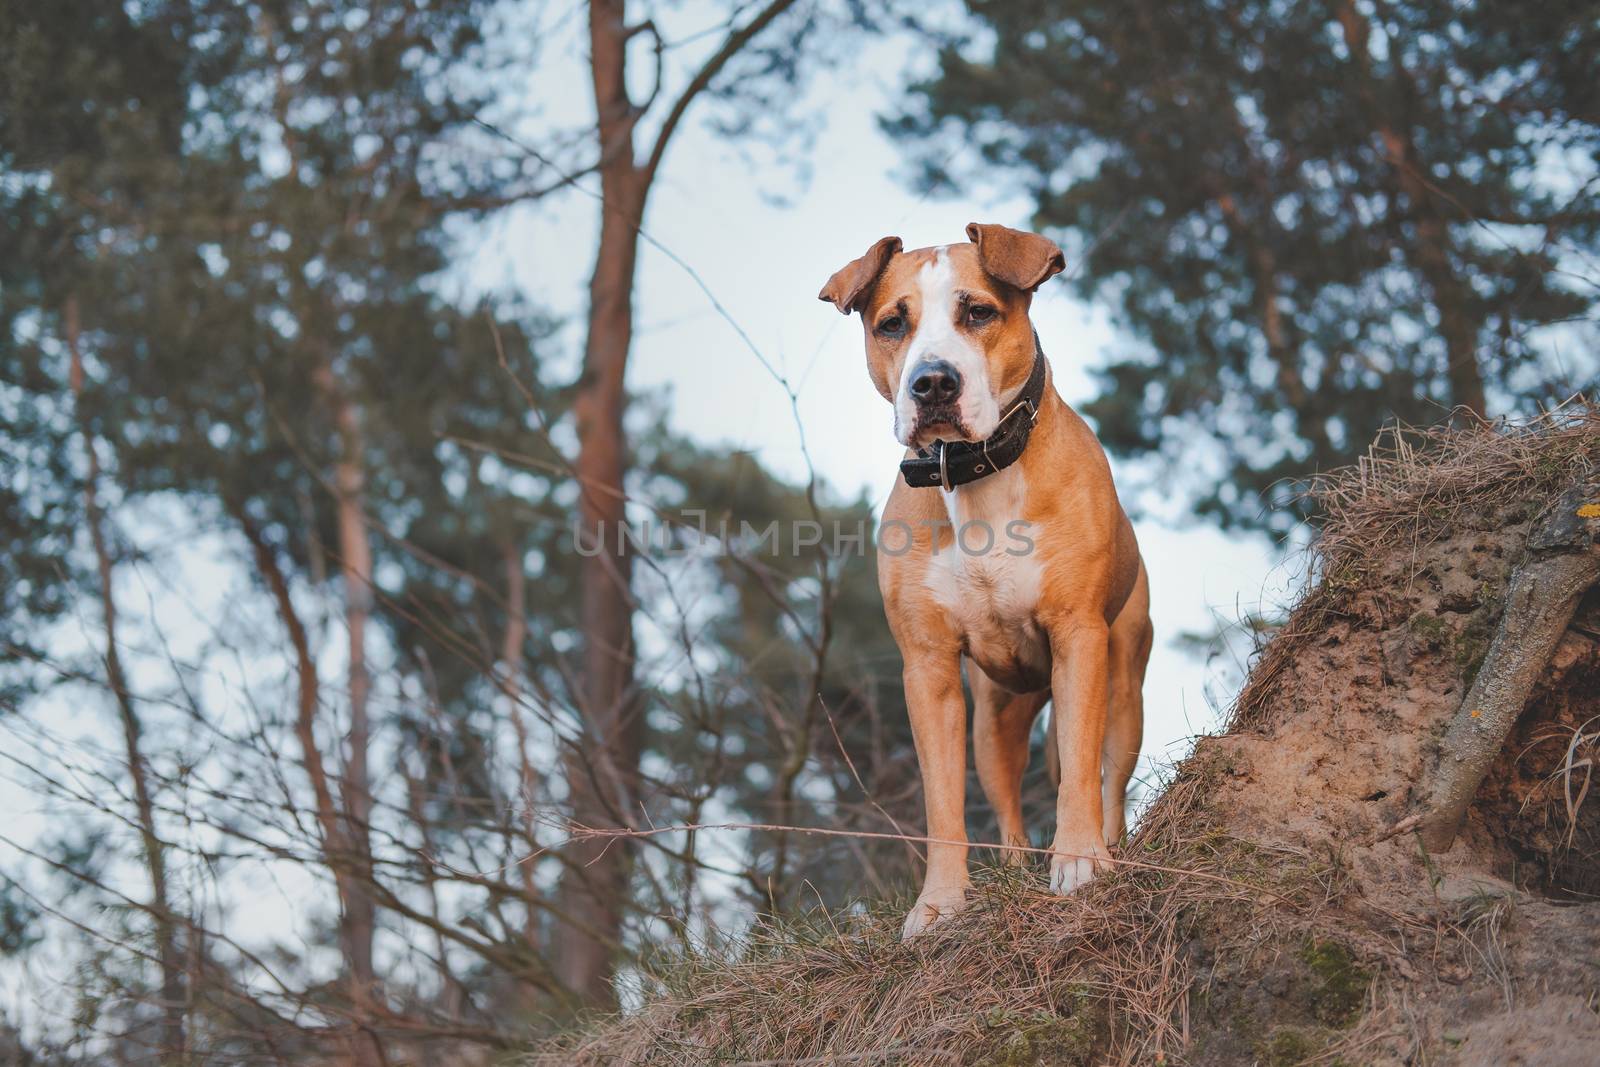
(818, 235), (902, 315)
(965, 222), (1065, 292)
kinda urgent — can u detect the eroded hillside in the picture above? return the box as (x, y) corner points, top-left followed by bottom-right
(540, 411), (1600, 1067)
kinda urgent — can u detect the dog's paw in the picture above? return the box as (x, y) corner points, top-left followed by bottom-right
(900, 883), (969, 940)
(999, 835), (1031, 868)
(1048, 840), (1112, 895)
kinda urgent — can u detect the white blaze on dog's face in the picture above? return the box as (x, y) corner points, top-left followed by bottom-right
(818, 224), (1065, 450)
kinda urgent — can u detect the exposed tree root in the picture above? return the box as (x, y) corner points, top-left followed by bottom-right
(1413, 479), (1600, 851)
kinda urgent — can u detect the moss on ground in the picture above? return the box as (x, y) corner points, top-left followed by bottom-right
(1257, 1027), (1319, 1066)
(1299, 939), (1371, 1027)
(981, 988), (1109, 1067)
(1455, 595), (1502, 687)
(1407, 611), (1450, 647)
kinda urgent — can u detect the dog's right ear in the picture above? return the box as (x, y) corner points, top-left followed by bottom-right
(817, 236), (902, 315)
(965, 222), (1065, 292)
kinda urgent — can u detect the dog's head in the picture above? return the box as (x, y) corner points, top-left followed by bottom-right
(819, 223), (1064, 449)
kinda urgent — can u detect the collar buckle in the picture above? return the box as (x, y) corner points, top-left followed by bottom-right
(1001, 396), (1039, 426)
(899, 338), (1049, 492)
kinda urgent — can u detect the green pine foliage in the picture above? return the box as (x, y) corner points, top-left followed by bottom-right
(891, 0), (1600, 529)
(0, 1), (911, 1056)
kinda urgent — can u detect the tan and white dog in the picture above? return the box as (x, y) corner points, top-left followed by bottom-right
(820, 223), (1152, 938)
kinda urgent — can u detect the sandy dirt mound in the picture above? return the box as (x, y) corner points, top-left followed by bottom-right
(539, 411), (1599, 1066)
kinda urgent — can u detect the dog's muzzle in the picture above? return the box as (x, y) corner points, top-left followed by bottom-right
(899, 334), (1048, 491)
(906, 359), (969, 444)
(908, 359), (962, 407)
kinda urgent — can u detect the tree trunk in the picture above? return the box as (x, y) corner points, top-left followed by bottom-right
(312, 363), (383, 1067)
(1333, 0), (1487, 415)
(1213, 188), (1333, 460)
(65, 296), (187, 1064)
(499, 539), (544, 947)
(498, 537), (551, 1018)
(554, 0), (648, 1008)
(234, 504), (386, 1065)
(553, 0), (799, 1005)
(263, 29), (381, 1048)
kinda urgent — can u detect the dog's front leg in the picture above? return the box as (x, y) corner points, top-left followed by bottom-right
(1047, 620), (1114, 894)
(901, 647), (970, 938)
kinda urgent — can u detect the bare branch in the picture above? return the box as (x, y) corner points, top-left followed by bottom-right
(639, 0), (801, 187)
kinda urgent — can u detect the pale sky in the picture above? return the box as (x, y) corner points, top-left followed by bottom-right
(466, 8), (1307, 784)
(0, 6), (1310, 1037)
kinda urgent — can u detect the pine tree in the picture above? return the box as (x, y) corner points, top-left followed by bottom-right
(2, 0), (546, 1056)
(1, 1), (914, 1053)
(892, 0), (1600, 529)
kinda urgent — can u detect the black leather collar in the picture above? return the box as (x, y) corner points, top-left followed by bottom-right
(899, 337), (1048, 491)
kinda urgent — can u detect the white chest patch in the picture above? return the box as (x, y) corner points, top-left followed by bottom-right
(922, 465), (1047, 685)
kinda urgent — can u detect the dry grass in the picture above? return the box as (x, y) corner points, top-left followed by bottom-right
(537, 405), (1600, 1067)
(1517, 714), (1600, 853)
(1447, 890), (1517, 1009)
(540, 790), (1336, 1065)
(541, 660), (1341, 1064)
(1306, 406), (1598, 597)
(1231, 403), (1598, 733)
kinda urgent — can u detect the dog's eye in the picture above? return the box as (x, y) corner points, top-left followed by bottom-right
(967, 305), (997, 325)
(876, 315), (906, 337)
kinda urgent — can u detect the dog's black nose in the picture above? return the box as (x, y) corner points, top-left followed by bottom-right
(909, 360), (962, 405)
